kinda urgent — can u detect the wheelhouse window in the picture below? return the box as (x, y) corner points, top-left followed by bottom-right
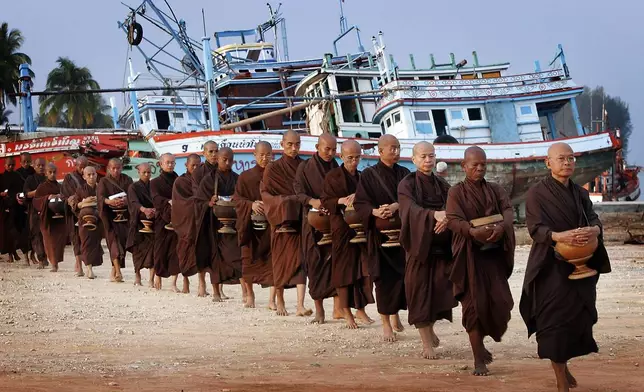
(467, 108), (483, 121)
(520, 105), (533, 115)
(413, 111), (433, 134)
(172, 112), (184, 119)
(393, 112), (401, 124)
(450, 109), (463, 120)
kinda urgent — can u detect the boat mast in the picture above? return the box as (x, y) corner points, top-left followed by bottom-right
(128, 58), (142, 128)
(201, 36), (220, 130)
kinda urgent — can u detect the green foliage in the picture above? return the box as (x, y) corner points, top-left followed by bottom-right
(39, 57), (111, 129)
(0, 22), (33, 107)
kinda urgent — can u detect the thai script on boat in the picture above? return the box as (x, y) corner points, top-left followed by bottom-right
(0, 144), (5, 155)
(9, 135), (101, 153)
(216, 138), (281, 151)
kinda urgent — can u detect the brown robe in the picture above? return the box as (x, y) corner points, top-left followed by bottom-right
(321, 165), (375, 309)
(260, 155), (306, 289)
(521, 176), (611, 362)
(172, 173), (198, 276)
(151, 171), (180, 278)
(125, 180), (155, 272)
(33, 180), (66, 263)
(0, 170), (26, 255)
(61, 171), (85, 256)
(192, 161), (217, 194)
(354, 160), (409, 315)
(75, 183), (104, 266)
(23, 174), (47, 262)
(446, 178), (515, 342)
(233, 165), (273, 286)
(97, 173), (133, 267)
(14, 167), (32, 252)
(398, 171), (457, 327)
(294, 153), (339, 301)
(195, 170), (242, 284)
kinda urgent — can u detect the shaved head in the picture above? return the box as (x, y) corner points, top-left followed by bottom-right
(187, 153), (201, 164)
(547, 142), (573, 158)
(5, 157), (15, 165)
(83, 166), (96, 175)
(546, 142), (576, 183)
(83, 166), (98, 186)
(316, 133), (337, 162)
(75, 156), (89, 174)
(137, 162), (151, 173)
(20, 152), (32, 167)
(412, 141), (436, 174)
(137, 162), (152, 183)
(34, 157), (46, 165)
(412, 141), (434, 157)
(45, 163), (57, 181)
(159, 153), (176, 173)
(377, 134), (401, 166)
(203, 141), (219, 164)
(108, 158), (122, 167)
(159, 153), (174, 163)
(281, 130), (301, 158)
(217, 147), (234, 172)
(186, 153), (201, 175)
(255, 141), (272, 152)
(341, 140), (361, 155)
(46, 163), (57, 171)
(462, 146), (487, 181)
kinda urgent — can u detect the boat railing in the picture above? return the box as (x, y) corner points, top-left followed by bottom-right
(375, 69), (578, 109)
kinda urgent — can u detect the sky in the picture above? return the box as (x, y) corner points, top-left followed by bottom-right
(4, 0), (643, 163)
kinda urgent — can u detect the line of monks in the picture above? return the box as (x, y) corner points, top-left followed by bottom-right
(0, 133), (612, 392)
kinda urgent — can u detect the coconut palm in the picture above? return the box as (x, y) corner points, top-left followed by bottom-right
(0, 107), (12, 124)
(39, 57), (104, 128)
(0, 22), (33, 107)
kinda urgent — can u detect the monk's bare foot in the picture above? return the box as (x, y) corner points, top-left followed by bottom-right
(36, 262), (44, 270)
(197, 288), (209, 297)
(7, 255), (14, 263)
(12, 252), (20, 261)
(382, 325), (397, 342)
(431, 332), (441, 348)
(212, 294), (223, 303)
(268, 302), (277, 311)
(154, 276), (162, 290)
(87, 269), (95, 280)
(76, 271), (84, 277)
(296, 307), (313, 317)
(276, 304), (288, 316)
(472, 361), (489, 376)
(310, 311), (325, 324)
(333, 309), (346, 320)
(422, 346), (438, 360)
(483, 348), (493, 364)
(344, 314), (359, 329)
(355, 310), (375, 324)
(244, 292), (256, 308)
(182, 277), (190, 294)
(50, 266), (58, 272)
(170, 285), (180, 293)
(134, 279), (142, 286)
(391, 314), (404, 332)
(566, 366), (577, 388)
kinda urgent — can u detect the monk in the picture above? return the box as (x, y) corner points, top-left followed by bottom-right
(62, 156), (88, 276)
(98, 158), (134, 283)
(260, 130), (312, 317)
(33, 164), (67, 272)
(233, 141), (277, 309)
(151, 153), (187, 292)
(1, 157), (27, 263)
(446, 146), (515, 376)
(14, 152), (34, 259)
(354, 134), (408, 341)
(172, 154), (201, 289)
(293, 133), (343, 324)
(195, 147), (243, 301)
(23, 158), (48, 267)
(521, 142), (611, 392)
(321, 140), (375, 329)
(126, 163), (156, 287)
(74, 166), (104, 279)
(398, 141), (457, 359)
(192, 141), (219, 194)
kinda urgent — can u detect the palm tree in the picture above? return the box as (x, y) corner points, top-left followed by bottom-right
(0, 22), (33, 107)
(39, 57), (103, 128)
(0, 107), (12, 124)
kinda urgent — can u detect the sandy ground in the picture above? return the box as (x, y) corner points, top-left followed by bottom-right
(1, 243), (643, 392)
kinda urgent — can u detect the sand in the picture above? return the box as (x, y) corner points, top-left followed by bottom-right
(1, 244), (643, 392)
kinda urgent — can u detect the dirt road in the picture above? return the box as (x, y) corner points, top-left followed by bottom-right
(1, 245), (643, 391)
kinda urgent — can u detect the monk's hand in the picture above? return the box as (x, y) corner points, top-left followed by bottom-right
(209, 195), (218, 207)
(384, 202), (399, 215)
(309, 199), (322, 210)
(372, 206), (388, 219)
(485, 224), (504, 243)
(578, 226), (600, 238)
(66, 195), (77, 206)
(141, 207), (155, 219)
(553, 229), (585, 246)
(340, 193), (356, 206)
(252, 201), (265, 215)
(469, 226), (491, 243)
